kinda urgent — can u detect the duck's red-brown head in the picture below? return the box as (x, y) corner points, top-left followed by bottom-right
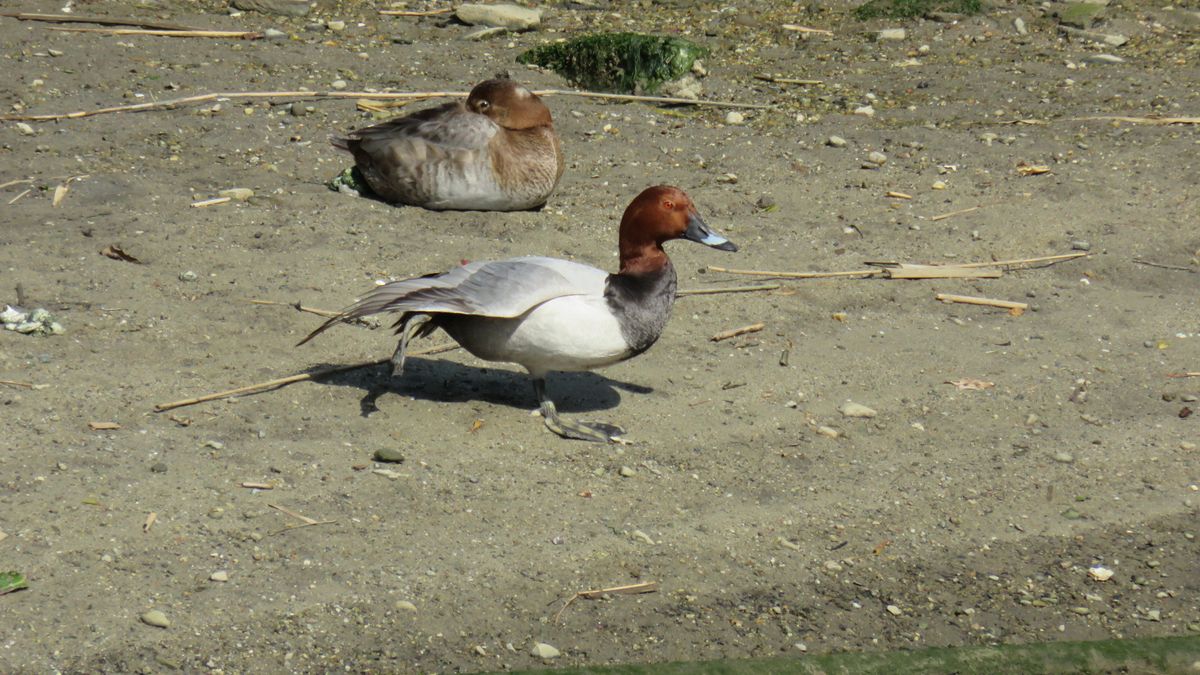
(618, 186), (736, 275)
(466, 78), (553, 130)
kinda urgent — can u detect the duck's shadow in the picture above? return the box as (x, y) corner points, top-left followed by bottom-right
(309, 357), (652, 418)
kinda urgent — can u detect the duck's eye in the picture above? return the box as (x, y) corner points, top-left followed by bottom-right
(477, 100), (490, 111)
(662, 199), (675, 210)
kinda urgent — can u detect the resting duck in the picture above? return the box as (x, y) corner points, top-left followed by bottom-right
(300, 186), (737, 442)
(332, 78), (564, 211)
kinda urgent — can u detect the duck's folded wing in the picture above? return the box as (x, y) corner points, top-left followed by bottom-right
(299, 257), (609, 345)
(336, 104), (498, 156)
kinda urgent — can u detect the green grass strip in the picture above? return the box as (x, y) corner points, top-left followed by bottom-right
(513, 634), (1200, 675)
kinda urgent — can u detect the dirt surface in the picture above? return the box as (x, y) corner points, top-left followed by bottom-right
(2, 0), (1199, 672)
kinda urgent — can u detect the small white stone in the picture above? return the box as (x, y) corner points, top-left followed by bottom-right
(210, 570), (229, 582)
(1088, 566), (1114, 582)
(395, 600), (418, 612)
(326, 20), (345, 31)
(816, 426), (841, 439)
(840, 402), (877, 418)
(886, 604), (902, 616)
(456, 3), (541, 30)
(140, 609), (170, 628)
(724, 111), (745, 125)
(331, 79), (347, 90)
(16, 122), (35, 136)
(827, 135), (847, 148)
(823, 560), (844, 572)
(853, 105), (875, 118)
(878, 28), (906, 40)
(530, 642), (560, 659)
(218, 188), (254, 201)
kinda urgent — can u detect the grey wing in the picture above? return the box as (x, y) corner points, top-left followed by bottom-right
(298, 257), (609, 345)
(340, 104), (498, 154)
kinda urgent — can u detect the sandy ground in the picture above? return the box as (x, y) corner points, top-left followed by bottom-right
(1, 0), (1198, 672)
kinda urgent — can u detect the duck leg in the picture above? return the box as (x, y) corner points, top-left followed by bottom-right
(390, 312), (433, 376)
(532, 378), (626, 443)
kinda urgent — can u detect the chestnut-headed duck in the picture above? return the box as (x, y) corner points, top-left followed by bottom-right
(300, 186), (737, 442)
(332, 78), (564, 211)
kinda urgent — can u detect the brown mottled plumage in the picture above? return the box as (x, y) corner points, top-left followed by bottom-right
(332, 78), (563, 211)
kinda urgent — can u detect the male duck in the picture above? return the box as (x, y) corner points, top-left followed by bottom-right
(332, 78), (564, 211)
(300, 186), (737, 442)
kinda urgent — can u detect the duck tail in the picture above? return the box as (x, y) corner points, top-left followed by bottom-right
(329, 135), (352, 152)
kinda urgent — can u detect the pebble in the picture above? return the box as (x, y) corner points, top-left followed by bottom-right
(755, 194), (776, 210)
(1053, 451), (1075, 464)
(1182, 442), (1197, 451)
(826, 135), (847, 148)
(840, 402), (877, 418)
(724, 111), (745, 125)
(210, 570), (229, 582)
(1146, 609), (1162, 621)
(290, 103), (313, 117)
(530, 642), (560, 659)
(326, 20), (346, 32)
(373, 468), (404, 480)
(631, 529), (655, 545)
(1089, 566), (1114, 581)
(263, 28), (288, 40)
(823, 560), (843, 572)
(219, 188), (254, 201)
(816, 426), (841, 439)
(179, 270), (198, 282)
(150, 462), (168, 473)
(853, 105), (876, 118)
(618, 465), (636, 477)
(931, 180), (947, 190)
(1071, 240), (1092, 251)
(395, 600), (417, 612)
(1082, 53), (1125, 64)
(886, 604), (902, 616)
(140, 609), (170, 628)
(866, 151), (887, 166)
(16, 122), (35, 136)
(331, 79), (347, 90)
(878, 28), (906, 40)
(373, 448), (406, 463)
(1071, 606), (1090, 615)
(1014, 17), (1028, 35)
(794, 643), (808, 652)
(456, 3), (542, 30)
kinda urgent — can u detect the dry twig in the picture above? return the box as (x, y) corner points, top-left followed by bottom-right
(554, 581), (659, 623)
(268, 503), (336, 535)
(379, 7), (454, 16)
(0, 379), (36, 389)
(191, 196), (231, 208)
(1166, 372), (1200, 379)
(711, 322), (766, 342)
(707, 266), (877, 279)
(249, 299), (343, 319)
(936, 293), (1028, 316)
(152, 343), (460, 412)
(0, 11), (195, 30)
(754, 74), (823, 85)
(0, 87), (768, 122)
(781, 24), (833, 35)
(47, 26), (261, 39)
(1133, 259), (1195, 273)
(928, 205), (980, 222)
(677, 284), (779, 297)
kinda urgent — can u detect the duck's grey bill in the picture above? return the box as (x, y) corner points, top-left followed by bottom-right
(684, 212), (737, 252)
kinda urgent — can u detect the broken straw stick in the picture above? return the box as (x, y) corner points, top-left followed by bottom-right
(190, 196), (231, 208)
(0, 88), (767, 122)
(711, 322), (766, 342)
(706, 266), (878, 279)
(249, 299), (343, 318)
(379, 7), (454, 15)
(268, 503), (318, 525)
(152, 344), (460, 412)
(935, 293), (1028, 315)
(781, 24), (834, 35)
(677, 284), (780, 296)
(0, 379), (37, 389)
(47, 26), (262, 39)
(554, 581), (659, 623)
(929, 205), (980, 222)
(0, 12), (196, 30)
(1166, 372), (1200, 379)
(754, 74), (824, 85)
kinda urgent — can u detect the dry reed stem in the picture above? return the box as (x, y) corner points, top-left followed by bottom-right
(554, 581), (659, 623)
(711, 322), (766, 342)
(1166, 372), (1200, 379)
(677, 284), (780, 296)
(379, 8), (454, 16)
(249, 299), (343, 318)
(190, 196), (231, 208)
(0, 88), (768, 122)
(936, 293), (1028, 316)
(754, 75), (823, 85)
(0, 11), (195, 30)
(707, 266), (878, 279)
(929, 205), (980, 221)
(0, 379), (36, 389)
(781, 24), (834, 35)
(47, 26), (262, 38)
(152, 343), (460, 412)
